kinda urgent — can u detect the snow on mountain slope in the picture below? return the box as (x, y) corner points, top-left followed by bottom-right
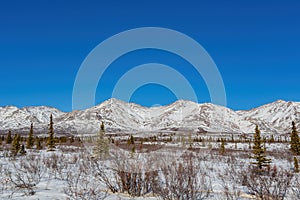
(56, 98), (149, 134)
(0, 99), (299, 134)
(144, 100), (252, 133)
(57, 99), (251, 134)
(0, 106), (65, 133)
(237, 100), (300, 133)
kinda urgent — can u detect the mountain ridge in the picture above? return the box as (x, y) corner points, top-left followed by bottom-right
(0, 99), (299, 135)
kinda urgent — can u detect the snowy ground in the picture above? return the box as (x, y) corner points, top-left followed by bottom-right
(0, 138), (299, 200)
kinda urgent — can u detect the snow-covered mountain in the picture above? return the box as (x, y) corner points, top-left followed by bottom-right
(237, 100), (300, 133)
(0, 106), (64, 134)
(0, 99), (299, 135)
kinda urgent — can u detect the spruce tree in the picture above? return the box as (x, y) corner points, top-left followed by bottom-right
(70, 136), (74, 143)
(188, 134), (193, 148)
(19, 144), (27, 156)
(132, 146), (136, 153)
(6, 130), (12, 144)
(93, 121), (109, 159)
(47, 114), (55, 151)
(130, 135), (135, 145)
(220, 138), (226, 155)
(290, 121), (300, 155)
(294, 157), (299, 173)
(11, 134), (21, 156)
(269, 135), (275, 143)
(26, 123), (35, 149)
(250, 125), (271, 170)
(36, 137), (42, 150)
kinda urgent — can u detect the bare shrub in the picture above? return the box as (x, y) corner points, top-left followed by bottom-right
(93, 149), (160, 197)
(217, 156), (246, 200)
(5, 154), (46, 197)
(0, 160), (10, 194)
(290, 174), (300, 199)
(63, 153), (108, 200)
(98, 149), (212, 199)
(114, 169), (158, 196)
(243, 166), (293, 200)
(154, 152), (212, 200)
(42, 152), (69, 181)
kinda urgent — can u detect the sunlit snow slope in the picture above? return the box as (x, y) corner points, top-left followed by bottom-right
(0, 99), (299, 134)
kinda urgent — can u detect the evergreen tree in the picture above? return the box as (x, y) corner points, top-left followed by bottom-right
(188, 134), (193, 148)
(70, 136), (74, 143)
(131, 135), (135, 144)
(269, 135), (275, 143)
(231, 134), (234, 142)
(47, 114), (55, 151)
(93, 122), (109, 159)
(132, 146), (136, 153)
(250, 125), (271, 170)
(36, 137), (42, 150)
(26, 123), (35, 149)
(181, 136), (186, 147)
(19, 144), (27, 156)
(294, 157), (299, 173)
(290, 121), (300, 155)
(6, 130), (12, 144)
(220, 138), (226, 154)
(130, 145), (136, 158)
(11, 134), (21, 156)
(127, 135), (135, 145)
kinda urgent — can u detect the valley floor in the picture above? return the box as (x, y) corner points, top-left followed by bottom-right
(0, 135), (299, 200)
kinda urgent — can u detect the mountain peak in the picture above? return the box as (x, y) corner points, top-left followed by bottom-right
(273, 99), (287, 104)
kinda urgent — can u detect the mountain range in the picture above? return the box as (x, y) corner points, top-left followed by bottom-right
(0, 99), (299, 135)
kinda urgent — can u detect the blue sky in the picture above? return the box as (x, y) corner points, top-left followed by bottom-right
(0, 0), (299, 111)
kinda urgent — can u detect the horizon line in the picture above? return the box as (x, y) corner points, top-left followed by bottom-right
(0, 98), (298, 113)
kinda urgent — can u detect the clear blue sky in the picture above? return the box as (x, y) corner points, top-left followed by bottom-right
(0, 0), (299, 111)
